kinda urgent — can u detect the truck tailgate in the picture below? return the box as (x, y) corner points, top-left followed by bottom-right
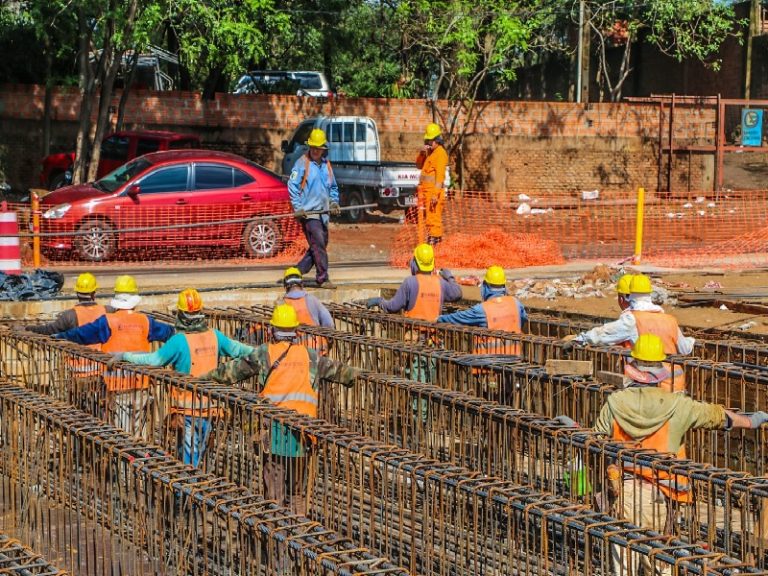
(332, 161), (420, 189)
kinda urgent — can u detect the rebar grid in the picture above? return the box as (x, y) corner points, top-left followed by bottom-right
(1, 333), (762, 576)
(0, 379), (410, 576)
(0, 533), (69, 575)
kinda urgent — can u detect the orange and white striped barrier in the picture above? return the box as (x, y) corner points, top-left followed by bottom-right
(0, 202), (21, 274)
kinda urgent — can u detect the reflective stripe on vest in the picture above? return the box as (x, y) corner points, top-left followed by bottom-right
(69, 304), (108, 376)
(172, 330), (220, 414)
(631, 311), (686, 393)
(475, 296), (522, 356)
(103, 311), (151, 391)
(612, 421), (691, 503)
(261, 342), (317, 418)
(404, 275), (442, 322)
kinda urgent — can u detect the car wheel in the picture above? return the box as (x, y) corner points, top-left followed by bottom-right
(49, 172), (70, 191)
(74, 219), (117, 262)
(343, 190), (366, 223)
(243, 219), (281, 258)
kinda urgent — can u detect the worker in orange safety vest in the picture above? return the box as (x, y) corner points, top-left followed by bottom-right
(118, 288), (255, 466)
(279, 266), (333, 353)
(585, 334), (767, 576)
(416, 122), (449, 245)
(55, 275), (174, 436)
(365, 243), (462, 322)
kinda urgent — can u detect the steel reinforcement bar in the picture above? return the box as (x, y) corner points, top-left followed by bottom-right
(193, 308), (766, 477)
(0, 533), (69, 575)
(0, 332), (760, 576)
(0, 379), (409, 576)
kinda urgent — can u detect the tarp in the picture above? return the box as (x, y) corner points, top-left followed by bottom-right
(0, 270), (64, 301)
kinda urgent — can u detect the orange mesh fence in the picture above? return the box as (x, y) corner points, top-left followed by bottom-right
(390, 189), (768, 269)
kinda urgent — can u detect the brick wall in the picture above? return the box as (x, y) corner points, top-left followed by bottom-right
(0, 84), (716, 196)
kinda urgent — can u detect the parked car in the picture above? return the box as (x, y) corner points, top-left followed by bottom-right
(40, 150), (299, 262)
(233, 70), (332, 98)
(40, 130), (200, 190)
(281, 116), (441, 223)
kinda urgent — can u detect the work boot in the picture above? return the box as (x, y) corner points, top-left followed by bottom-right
(318, 281), (337, 289)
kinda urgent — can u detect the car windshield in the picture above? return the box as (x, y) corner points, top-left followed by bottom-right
(95, 158), (152, 192)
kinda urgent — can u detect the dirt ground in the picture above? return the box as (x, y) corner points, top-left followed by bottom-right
(520, 268), (768, 335)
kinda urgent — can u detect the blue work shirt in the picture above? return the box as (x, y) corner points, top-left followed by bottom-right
(122, 329), (254, 374)
(375, 273), (463, 315)
(437, 300), (528, 327)
(283, 289), (334, 328)
(55, 313), (174, 347)
(287, 154), (339, 224)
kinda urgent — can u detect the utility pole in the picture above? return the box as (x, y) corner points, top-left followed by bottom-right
(745, 0), (760, 99)
(578, 1), (591, 104)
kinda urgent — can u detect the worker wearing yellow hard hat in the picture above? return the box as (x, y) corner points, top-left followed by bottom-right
(416, 122), (449, 245)
(280, 267), (333, 328)
(436, 265), (527, 357)
(563, 273), (693, 392)
(120, 287), (255, 466)
(366, 243), (462, 322)
(615, 273), (634, 311)
(204, 302), (360, 516)
(586, 331), (768, 576)
(288, 127), (340, 289)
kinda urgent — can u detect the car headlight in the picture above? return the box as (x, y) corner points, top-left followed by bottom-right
(42, 203), (71, 219)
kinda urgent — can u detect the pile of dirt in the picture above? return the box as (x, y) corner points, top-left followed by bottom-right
(391, 229), (565, 269)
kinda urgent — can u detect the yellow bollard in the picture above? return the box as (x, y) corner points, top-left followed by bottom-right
(31, 190), (41, 268)
(633, 187), (645, 264)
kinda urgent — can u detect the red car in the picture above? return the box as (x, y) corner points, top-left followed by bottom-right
(40, 130), (200, 190)
(40, 150), (299, 261)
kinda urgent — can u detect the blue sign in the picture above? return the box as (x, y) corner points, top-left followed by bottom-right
(741, 109), (763, 146)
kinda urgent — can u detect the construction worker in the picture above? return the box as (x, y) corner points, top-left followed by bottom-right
(288, 128), (340, 289)
(416, 122), (449, 245)
(26, 272), (112, 335)
(615, 273), (634, 311)
(590, 334), (768, 576)
(280, 267), (333, 328)
(366, 243), (462, 322)
(436, 265), (527, 355)
(115, 288), (254, 466)
(55, 275), (174, 435)
(205, 304), (359, 515)
(564, 274), (693, 392)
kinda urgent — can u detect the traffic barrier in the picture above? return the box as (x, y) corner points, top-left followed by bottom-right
(0, 202), (21, 274)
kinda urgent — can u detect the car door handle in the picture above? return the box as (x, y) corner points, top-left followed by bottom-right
(241, 194), (253, 201)
(175, 199), (188, 205)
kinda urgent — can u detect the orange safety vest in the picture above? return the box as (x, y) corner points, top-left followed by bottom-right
(474, 296), (522, 356)
(404, 275), (442, 322)
(612, 420), (691, 503)
(285, 295), (330, 355)
(260, 342), (317, 418)
(69, 304), (108, 378)
(630, 311), (686, 393)
(102, 311), (151, 391)
(171, 330), (219, 415)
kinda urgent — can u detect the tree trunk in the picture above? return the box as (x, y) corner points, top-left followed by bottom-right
(72, 8), (94, 185)
(202, 65), (224, 100)
(116, 53), (138, 131)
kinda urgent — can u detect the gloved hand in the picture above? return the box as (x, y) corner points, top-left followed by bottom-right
(329, 202), (341, 216)
(439, 268), (453, 281)
(554, 415), (579, 428)
(365, 297), (381, 309)
(748, 411), (768, 428)
(107, 352), (125, 367)
(294, 209), (307, 219)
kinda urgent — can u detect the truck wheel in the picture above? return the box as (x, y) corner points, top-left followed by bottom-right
(344, 190), (366, 223)
(74, 219), (117, 261)
(243, 219), (281, 258)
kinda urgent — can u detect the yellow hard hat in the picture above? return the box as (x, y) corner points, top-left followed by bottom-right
(114, 275), (138, 294)
(283, 266), (303, 285)
(629, 274), (652, 294)
(177, 288), (203, 313)
(271, 303), (299, 329)
(413, 243), (435, 272)
(74, 272), (98, 294)
(484, 265), (506, 287)
(631, 333), (667, 362)
(616, 274), (634, 295)
(423, 123), (442, 140)
(306, 128), (328, 149)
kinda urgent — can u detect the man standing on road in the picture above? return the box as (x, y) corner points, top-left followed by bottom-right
(288, 128), (340, 290)
(416, 122), (449, 245)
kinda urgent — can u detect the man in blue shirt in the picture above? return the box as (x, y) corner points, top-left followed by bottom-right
(288, 128), (340, 289)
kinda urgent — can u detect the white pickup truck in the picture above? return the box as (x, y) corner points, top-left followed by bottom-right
(280, 116), (423, 223)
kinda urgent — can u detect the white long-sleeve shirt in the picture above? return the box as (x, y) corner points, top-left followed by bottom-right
(575, 297), (694, 354)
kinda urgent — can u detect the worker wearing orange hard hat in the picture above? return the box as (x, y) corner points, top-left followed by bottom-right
(416, 122), (449, 245)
